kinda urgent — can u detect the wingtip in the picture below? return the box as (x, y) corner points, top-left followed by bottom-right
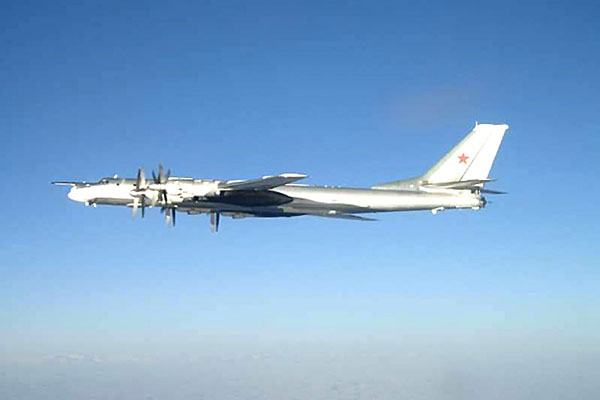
(281, 173), (308, 178)
(481, 189), (507, 195)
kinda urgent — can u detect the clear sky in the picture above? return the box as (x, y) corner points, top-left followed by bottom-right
(2, 1), (599, 398)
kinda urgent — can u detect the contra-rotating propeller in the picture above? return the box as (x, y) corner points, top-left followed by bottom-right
(152, 163), (175, 226)
(161, 206), (177, 227)
(151, 163), (170, 206)
(131, 164), (172, 222)
(131, 167), (148, 219)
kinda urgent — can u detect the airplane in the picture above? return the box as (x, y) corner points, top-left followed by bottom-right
(53, 123), (509, 232)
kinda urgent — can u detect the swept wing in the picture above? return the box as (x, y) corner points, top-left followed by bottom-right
(218, 173), (307, 191)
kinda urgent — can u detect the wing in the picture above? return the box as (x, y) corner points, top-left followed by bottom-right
(303, 211), (377, 221)
(219, 173), (307, 191)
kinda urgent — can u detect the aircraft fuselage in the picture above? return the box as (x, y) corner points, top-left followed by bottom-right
(55, 123), (508, 230)
(66, 179), (483, 216)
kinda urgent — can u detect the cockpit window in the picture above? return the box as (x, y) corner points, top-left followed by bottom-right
(100, 178), (110, 184)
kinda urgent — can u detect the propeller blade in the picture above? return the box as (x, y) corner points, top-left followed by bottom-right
(171, 208), (176, 227)
(210, 212), (220, 233)
(136, 168), (142, 190)
(132, 198), (139, 219)
(139, 168), (146, 188)
(141, 196), (145, 219)
(164, 207), (173, 227)
(158, 163), (167, 184)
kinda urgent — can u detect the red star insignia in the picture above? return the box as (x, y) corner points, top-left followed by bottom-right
(458, 153), (469, 164)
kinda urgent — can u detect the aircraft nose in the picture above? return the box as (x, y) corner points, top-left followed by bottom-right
(67, 187), (84, 202)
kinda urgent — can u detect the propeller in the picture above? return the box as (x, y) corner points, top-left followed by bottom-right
(151, 163), (170, 207)
(132, 198), (139, 219)
(132, 196), (147, 219)
(161, 206), (176, 227)
(152, 163), (170, 184)
(210, 212), (220, 233)
(131, 164), (174, 225)
(131, 167), (148, 219)
(160, 189), (168, 204)
(136, 168), (146, 190)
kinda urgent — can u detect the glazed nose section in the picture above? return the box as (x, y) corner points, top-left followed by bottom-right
(67, 187), (85, 202)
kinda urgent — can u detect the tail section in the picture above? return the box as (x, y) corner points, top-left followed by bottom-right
(422, 123), (508, 184)
(373, 123), (508, 190)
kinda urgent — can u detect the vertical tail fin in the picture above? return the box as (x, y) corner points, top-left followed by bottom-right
(422, 123), (509, 184)
(372, 123), (509, 191)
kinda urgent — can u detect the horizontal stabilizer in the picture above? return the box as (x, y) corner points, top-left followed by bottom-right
(480, 188), (507, 195)
(219, 173), (307, 191)
(423, 178), (505, 194)
(423, 179), (494, 190)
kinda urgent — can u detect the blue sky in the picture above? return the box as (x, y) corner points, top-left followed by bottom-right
(1, 1), (599, 398)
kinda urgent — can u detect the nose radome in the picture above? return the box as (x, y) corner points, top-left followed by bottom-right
(67, 187), (84, 202)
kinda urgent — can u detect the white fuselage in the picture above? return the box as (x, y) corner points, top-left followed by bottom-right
(66, 178), (484, 215)
(274, 185), (482, 212)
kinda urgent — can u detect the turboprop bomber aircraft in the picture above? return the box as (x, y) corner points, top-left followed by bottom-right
(53, 123), (509, 232)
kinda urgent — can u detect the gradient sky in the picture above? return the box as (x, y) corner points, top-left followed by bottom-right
(2, 1), (599, 399)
